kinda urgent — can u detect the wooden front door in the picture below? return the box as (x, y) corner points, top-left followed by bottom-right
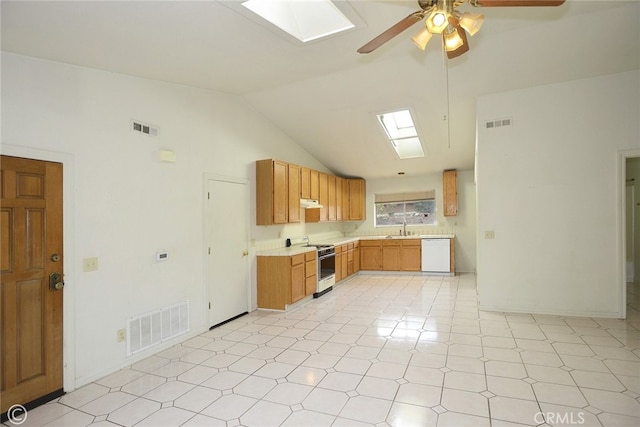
(1, 155), (64, 414)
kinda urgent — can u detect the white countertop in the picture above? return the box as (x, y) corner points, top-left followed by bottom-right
(358, 234), (454, 240)
(257, 235), (454, 256)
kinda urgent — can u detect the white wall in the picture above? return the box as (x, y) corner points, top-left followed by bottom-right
(476, 70), (640, 318)
(0, 53), (333, 388)
(346, 171), (477, 273)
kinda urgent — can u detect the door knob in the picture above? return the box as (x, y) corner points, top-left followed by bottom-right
(49, 272), (64, 291)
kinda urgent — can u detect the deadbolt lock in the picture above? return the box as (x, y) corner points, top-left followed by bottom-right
(49, 272), (64, 291)
(51, 253), (61, 262)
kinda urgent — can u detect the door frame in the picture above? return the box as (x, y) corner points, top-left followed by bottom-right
(1, 144), (77, 392)
(618, 148), (640, 319)
(202, 173), (252, 328)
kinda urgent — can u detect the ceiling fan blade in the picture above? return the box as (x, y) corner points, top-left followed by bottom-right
(473, 0), (565, 6)
(357, 11), (426, 54)
(446, 19), (470, 59)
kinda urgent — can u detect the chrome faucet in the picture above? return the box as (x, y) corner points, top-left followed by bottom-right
(403, 221), (407, 236)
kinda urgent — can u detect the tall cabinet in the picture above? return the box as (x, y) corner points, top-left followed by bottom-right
(443, 169), (458, 217)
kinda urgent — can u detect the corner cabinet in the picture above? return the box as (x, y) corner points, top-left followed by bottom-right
(258, 252), (316, 310)
(443, 169), (458, 217)
(348, 178), (366, 221)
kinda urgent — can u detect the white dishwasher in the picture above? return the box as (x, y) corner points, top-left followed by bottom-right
(421, 239), (451, 272)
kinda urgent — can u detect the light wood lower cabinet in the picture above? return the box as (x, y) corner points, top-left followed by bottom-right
(401, 239), (422, 271)
(353, 241), (360, 274)
(335, 245), (344, 282)
(334, 242), (358, 284)
(359, 239), (425, 272)
(360, 240), (382, 270)
(305, 251), (317, 296)
(258, 252), (315, 310)
(382, 240), (401, 271)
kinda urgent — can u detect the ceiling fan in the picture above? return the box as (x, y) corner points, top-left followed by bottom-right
(357, 0), (566, 59)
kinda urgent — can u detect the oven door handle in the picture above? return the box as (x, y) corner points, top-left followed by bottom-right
(318, 253), (335, 261)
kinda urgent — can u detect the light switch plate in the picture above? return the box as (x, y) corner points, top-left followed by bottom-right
(484, 230), (495, 239)
(83, 257), (99, 272)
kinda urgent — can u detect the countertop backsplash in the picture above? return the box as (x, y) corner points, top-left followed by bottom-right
(344, 227), (456, 238)
(254, 228), (456, 253)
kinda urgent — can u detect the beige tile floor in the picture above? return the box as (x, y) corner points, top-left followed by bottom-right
(6, 273), (640, 427)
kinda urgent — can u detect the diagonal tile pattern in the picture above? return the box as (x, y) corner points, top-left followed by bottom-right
(7, 274), (640, 426)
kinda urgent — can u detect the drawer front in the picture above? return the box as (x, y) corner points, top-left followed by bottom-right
(402, 239), (421, 246)
(305, 251), (317, 261)
(291, 254), (305, 265)
(306, 260), (317, 277)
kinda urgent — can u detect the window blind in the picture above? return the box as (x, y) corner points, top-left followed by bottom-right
(375, 191), (435, 203)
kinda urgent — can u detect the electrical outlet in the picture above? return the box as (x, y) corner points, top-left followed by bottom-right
(83, 257), (99, 272)
(117, 328), (126, 343)
(484, 230), (495, 239)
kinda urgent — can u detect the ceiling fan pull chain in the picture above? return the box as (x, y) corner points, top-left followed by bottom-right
(442, 41), (452, 149)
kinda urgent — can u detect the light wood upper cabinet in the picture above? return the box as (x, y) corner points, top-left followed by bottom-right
(341, 178), (349, 221)
(257, 159), (366, 225)
(328, 174), (337, 221)
(348, 178), (366, 221)
(288, 163), (301, 223)
(310, 169), (319, 200)
(300, 167), (311, 199)
(336, 177), (344, 221)
(443, 169), (458, 216)
(256, 159), (288, 225)
(318, 172), (329, 221)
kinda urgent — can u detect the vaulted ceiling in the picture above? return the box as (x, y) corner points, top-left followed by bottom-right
(2, 0), (639, 179)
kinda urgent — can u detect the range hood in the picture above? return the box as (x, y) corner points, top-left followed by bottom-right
(300, 199), (323, 209)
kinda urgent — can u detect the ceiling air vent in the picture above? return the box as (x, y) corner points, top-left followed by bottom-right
(131, 120), (159, 137)
(485, 117), (512, 129)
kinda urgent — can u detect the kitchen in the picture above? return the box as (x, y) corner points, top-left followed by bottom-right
(254, 158), (464, 311)
(0, 0), (638, 419)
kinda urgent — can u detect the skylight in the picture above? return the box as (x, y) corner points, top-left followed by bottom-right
(241, 0), (355, 43)
(377, 110), (425, 159)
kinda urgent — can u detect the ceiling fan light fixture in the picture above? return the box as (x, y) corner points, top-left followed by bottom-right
(459, 12), (484, 36)
(443, 26), (464, 51)
(411, 26), (433, 50)
(426, 11), (448, 34)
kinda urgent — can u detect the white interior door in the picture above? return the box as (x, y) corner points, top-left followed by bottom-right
(626, 183), (635, 282)
(206, 177), (250, 328)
